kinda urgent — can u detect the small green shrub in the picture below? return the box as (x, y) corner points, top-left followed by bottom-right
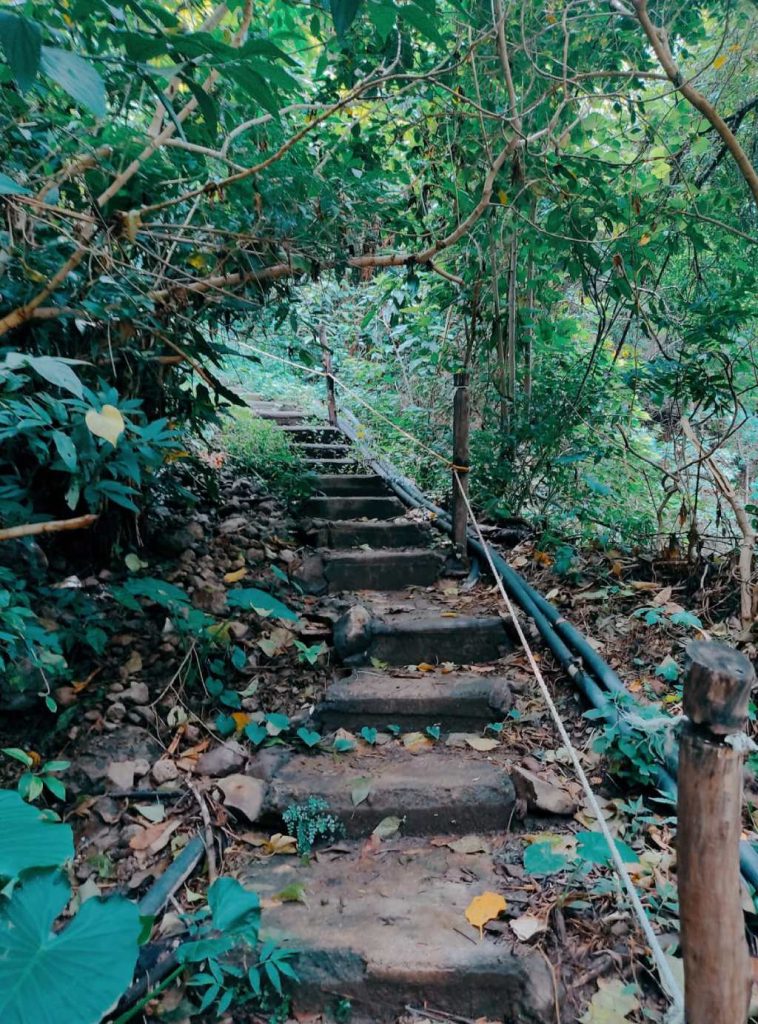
(282, 796), (346, 855)
(220, 409), (314, 505)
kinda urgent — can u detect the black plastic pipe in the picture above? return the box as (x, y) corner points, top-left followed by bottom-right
(337, 414), (758, 894)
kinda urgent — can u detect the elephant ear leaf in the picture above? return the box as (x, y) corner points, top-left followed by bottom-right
(0, 790), (74, 881)
(0, 869), (142, 1024)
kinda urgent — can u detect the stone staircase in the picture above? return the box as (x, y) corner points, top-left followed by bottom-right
(240, 401), (557, 1023)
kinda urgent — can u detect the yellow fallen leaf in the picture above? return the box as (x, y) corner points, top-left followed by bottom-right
(713, 54), (727, 69)
(465, 891), (507, 939)
(231, 712), (251, 731)
(403, 731), (433, 752)
(224, 567), (247, 584)
(85, 404), (125, 446)
(417, 662), (435, 672)
(466, 736), (499, 752)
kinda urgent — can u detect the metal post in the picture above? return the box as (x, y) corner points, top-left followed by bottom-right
(678, 639), (754, 1024)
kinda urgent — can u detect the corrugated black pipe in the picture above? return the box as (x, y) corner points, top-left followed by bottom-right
(337, 415), (758, 894)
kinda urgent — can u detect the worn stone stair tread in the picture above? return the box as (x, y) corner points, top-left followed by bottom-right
(319, 667), (511, 728)
(322, 547), (444, 592)
(312, 473), (390, 497)
(335, 606), (513, 665)
(303, 495), (405, 520)
(305, 457), (362, 467)
(308, 518), (432, 549)
(281, 424), (342, 435)
(267, 750), (515, 836)
(296, 442), (352, 457)
(243, 841), (555, 1023)
(251, 409), (317, 423)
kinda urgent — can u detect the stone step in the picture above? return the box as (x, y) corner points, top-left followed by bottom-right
(309, 519), (430, 550)
(296, 442), (351, 458)
(323, 548), (444, 592)
(335, 607), (512, 665)
(313, 473), (390, 497)
(281, 424), (344, 443)
(267, 750), (515, 837)
(303, 495), (405, 520)
(303, 456), (364, 471)
(308, 519), (432, 550)
(244, 841), (556, 1023)
(254, 409), (315, 424)
(319, 668), (512, 729)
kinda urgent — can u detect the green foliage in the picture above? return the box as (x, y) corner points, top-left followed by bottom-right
(221, 410), (315, 506)
(282, 796), (346, 855)
(2, 749), (69, 802)
(0, 790), (74, 880)
(0, 789), (295, 1022)
(0, 869), (142, 1024)
(226, 586), (299, 621)
(585, 699), (678, 789)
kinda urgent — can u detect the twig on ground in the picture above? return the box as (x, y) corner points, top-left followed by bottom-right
(189, 782), (218, 882)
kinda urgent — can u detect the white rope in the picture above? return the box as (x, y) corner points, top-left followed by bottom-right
(453, 474), (685, 1017)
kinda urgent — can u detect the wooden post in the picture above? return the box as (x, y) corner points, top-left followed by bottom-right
(451, 370), (470, 558)
(678, 639), (754, 1024)
(320, 324), (337, 426)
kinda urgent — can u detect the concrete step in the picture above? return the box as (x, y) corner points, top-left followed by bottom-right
(303, 495), (405, 520)
(244, 841), (556, 1023)
(296, 442), (351, 458)
(335, 606), (513, 665)
(308, 519), (432, 550)
(305, 458), (364, 471)
(281, 424), (344, 444)
(322, 548), (443, 592)
(319, 668), (512, 730)
(254, 409), (315, 425)
(267, 750), (515, 837)
(313, 473), (390, 497)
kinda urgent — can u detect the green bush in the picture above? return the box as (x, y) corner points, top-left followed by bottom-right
(220, 409), (314, 506)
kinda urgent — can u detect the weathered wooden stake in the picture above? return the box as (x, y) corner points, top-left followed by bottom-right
(320, 324), (337, 426)
(678, 639), (754, 1024)
(451, 370), (470, 558)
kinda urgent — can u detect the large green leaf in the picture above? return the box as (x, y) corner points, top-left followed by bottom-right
(0, 172), (30, 196)
(225, 587), (298, 621)
(178, 877), (260, 964)
(0, 870), (142, 1024)
(0, 791), (74, 881)
(0, 13), (41, 93)
(40, 46), (106, 117)
(208, 876), (260, 932)
(330, 0), (364, 35)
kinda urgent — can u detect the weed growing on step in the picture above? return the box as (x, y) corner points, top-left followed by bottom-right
(283, 796), (346, 856)
(220, 409), (315, 506)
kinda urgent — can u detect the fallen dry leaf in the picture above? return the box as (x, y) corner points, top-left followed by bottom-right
(224, 567), (247, 584)
(129, 819), (180, 852)
(465, 737), (499, 752)
(447, 835), (489, 855)
(403, 731), (433, 752)
(465, 891), (507, 939)
(580, 978), (639, 1023)
(217, 774), (266, 822)
(509, 913), (547, 942)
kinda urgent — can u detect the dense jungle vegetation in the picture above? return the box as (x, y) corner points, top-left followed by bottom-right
(0, 0), (757, 1020)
